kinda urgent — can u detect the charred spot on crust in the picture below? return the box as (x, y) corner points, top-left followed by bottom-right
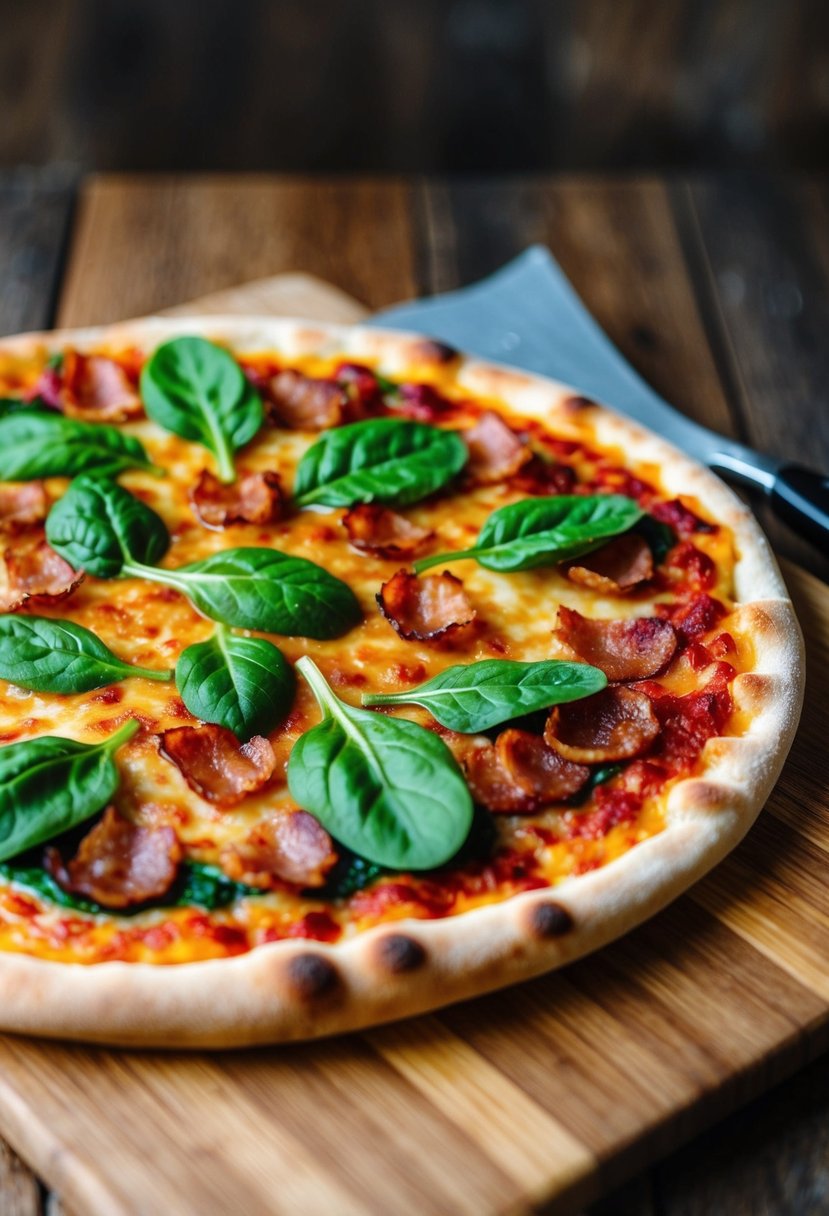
(528, 901), (573, 939)
(412, 339), (458, 365)
(375, 933), (426, 974)
(562, 394), (597, 412)
(285, 953), (340, 1001)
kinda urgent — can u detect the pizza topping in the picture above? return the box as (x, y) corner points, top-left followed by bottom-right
(44, 807), (181, 910)
(639, 662), (733, 772)
(141, 337), (264, 484)
(159, 724), (276, 806)
(378, 569), (476, 640)
(266, 368), (347, 430)
(334, 362), (385, 417)
(220, 810), (337, 889)
(395, 382), (454, 422)
(39, 352), (142, 422)
(497, 729), (590, 801)
(511, 454), (577, 497)
(562, 533), (654, 594)
(657, 592), (726, 646)
(294, 418), (468, 510)
(415, 494), (644, 574)
(554, 606), (677, 681)
(0, 536), (83, 612)
(544, 686), (660, 763)
(651, 497), (715, 536)
(0, 482), (47, 531)
(462, 741), (535, 813)
(463, 411), (531, 484)
(342, 503), (433, 559)
(288, 657), (473, 870)
(190, 469), (284, 529)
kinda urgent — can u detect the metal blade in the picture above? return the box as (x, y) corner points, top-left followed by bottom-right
(369, 246), (780, 492)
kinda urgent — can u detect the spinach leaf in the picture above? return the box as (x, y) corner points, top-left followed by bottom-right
(0, 411), (162, 481)
(316, 851), (386, 900)
(0, 615), (172, 692)
(176, 624), (295, 738)
(140, 548), (361, 639)
(0, 719), (139, 863)
(415, 494), (644, 573)
(294, 418), (467, 508)
(140, 336), (263, 483)
(45, 475), (170, 577)
(0, 859), (257, 915)
(288, 657), (473, 869)
(361, 658), (607, 733)
(47, 480), (360, 639)
(0, 397), (42, 419)
(635, 514), (675, 564)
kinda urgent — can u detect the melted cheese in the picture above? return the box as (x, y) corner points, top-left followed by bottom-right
(0, 345), (750, 964)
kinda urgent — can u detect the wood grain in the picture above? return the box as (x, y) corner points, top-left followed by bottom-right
(0, 174), (826, 1216)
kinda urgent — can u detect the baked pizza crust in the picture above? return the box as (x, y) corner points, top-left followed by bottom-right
(0, 316), (804, 1047)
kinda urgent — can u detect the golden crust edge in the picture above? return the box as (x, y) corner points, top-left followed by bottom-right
(0, 316), (805, 1047)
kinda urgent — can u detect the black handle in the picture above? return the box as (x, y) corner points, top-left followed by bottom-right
(770, 464), (829, 550)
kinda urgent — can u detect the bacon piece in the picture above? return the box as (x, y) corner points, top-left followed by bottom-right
(563, 533), (653, 594)
(343, 504), (433, 560)
(0, 482), (48, 532)
(511, 454), (577, 496)
(396, 383), (453, 422)
(265, 369), (347, 429)
(554, 605), (676, 682)
(40, 352), (143, 422)
(463, 411), (530, 484)
(497, 729), (589, 800)
(544, 686), (660, 763)
(378, 569), (476, 641)
(334, 362), (385, 418)
(657, 592), (726, 646)
(464, 742), (536, 813)
(159, 724), (276, 807)
(44, 807), (181, 909)
(220, 810), (337, 889)
(651, 497), (715, 537)
(464, 731), (587, 812)
(190, 469), (284, 530)
(0, 536), (83, 612)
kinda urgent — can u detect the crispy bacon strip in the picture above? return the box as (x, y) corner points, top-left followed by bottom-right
(41, 352), (143, 422)
(463, 411), (530, 484)
(497, 729), (589, 800)
(464, 741), (536, 813)
(266, 369), (347, 429)
(563, 533), (654, 594)
(343, 504), (433, 559)
(554, 605), (676, 682)
(378, 569), (476, 641)
(464, 730), (587, 812)
(0, 536), (83, 612)
(220, 810), (337, 889)
(544, 686), (659, 763)
(159, 724), (276, 807)
(44, 807), (181, 909)
(0, 483), (48, 532)
(190, 469), (284, 529)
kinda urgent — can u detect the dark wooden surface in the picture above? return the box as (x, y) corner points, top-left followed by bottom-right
(0, 171), (827, 1215)
(0, 2), (827, 173)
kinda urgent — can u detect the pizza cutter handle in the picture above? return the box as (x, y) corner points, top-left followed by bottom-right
(770, 465), (829, 551)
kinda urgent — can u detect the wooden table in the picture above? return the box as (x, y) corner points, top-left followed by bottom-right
(0, 171), (827, 1215)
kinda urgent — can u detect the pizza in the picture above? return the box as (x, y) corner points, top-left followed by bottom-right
(0, 316), (803, 1047)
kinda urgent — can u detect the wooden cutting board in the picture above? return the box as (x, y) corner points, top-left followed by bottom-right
(0, 275), (827, 1216)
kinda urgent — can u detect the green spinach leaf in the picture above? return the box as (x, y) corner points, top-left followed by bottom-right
(0, 615), (171, 692)
(140, 336), (263, 483)
(361, 658), (607, 733)
(0, 719), (139, 863)
(176, 624), (295, 738)
(45, 475), (170, 576)
(294, 418), (467, 508)
(140, 548), (361, 639)
(415, 494), (644, 573)
(288, 657), (473, 869)
(0, 410), (162, 481)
